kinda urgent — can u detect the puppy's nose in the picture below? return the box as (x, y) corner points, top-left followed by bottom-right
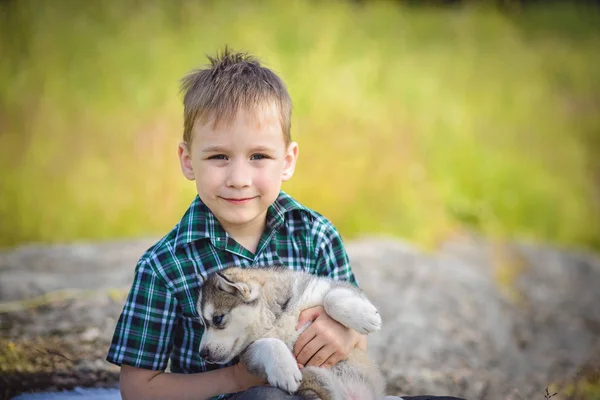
(199, 348), (211, 361)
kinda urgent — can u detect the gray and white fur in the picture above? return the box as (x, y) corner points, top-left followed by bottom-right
(197, 266), (385, 400)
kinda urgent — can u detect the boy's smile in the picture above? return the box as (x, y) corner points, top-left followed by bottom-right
(178, 104), (298, 250)
(222, 197), (257, 204)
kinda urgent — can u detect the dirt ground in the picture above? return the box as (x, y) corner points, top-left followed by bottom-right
(0, 337), (119, 400)
(0, 240), (150, 400)
(0, 295), (122, 400)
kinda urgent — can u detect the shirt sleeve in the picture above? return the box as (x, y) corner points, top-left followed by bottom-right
(313, 218), (359, 286)
(106, 260), (178, 370)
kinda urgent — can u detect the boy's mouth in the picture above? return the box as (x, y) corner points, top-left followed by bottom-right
(221, 197), (256, 205)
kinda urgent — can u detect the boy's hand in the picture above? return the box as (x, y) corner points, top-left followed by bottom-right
(293, 306), (364, 369)
(231, 361), (267, 392)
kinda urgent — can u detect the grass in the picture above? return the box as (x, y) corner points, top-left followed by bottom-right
(0, 0), (599, 250)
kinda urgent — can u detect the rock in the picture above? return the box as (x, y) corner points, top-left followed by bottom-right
(80, 327), (101, 342)
(1, 235), (599, 399)
(350, 235), (600, 399)
(0, 239), (155, 302)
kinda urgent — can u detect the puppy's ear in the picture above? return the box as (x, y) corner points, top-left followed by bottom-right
(215, 272), (261, 303)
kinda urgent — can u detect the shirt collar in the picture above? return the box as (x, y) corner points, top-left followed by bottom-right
(174, 191), (304, 249)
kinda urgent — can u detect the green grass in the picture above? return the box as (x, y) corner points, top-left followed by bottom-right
(1, 0), (599, 250)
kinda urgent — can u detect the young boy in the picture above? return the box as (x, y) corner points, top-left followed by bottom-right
(107, 48), (465, 400)
(106, 49), (365, 400)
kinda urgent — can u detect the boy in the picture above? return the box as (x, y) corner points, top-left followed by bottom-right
(106, 48), (365, 400)
(107, 48), (465, 400)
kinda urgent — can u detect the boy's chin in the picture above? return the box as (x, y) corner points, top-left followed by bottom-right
(216, 211), (264, 226)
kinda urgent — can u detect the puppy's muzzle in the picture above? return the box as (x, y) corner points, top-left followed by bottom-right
(199, 347), (215, 363)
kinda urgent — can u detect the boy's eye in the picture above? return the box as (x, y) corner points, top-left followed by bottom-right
(208, 154), (228, 160)
(250, 154), (268, 160)
(212, 314), (224, 326)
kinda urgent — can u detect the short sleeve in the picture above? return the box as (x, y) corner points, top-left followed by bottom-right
(106, 260), (178, 370)
(313, 220), (358, 286)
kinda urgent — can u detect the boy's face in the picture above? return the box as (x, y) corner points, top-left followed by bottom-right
(178, 105), (298, 235)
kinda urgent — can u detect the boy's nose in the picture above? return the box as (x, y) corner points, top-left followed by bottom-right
(226, 163), (251, 188)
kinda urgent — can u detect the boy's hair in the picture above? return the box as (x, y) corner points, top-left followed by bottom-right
(180, 48), (292, 147)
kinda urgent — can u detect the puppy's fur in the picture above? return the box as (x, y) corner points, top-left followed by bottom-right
(198, 267), (384, 400)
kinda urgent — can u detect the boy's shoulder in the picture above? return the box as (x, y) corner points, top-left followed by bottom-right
(269, 191), (339, 234)
(135, 196), (211, 270)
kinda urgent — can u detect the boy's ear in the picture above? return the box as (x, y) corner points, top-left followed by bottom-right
(281, 142), (299, 182)
(215, 272), (261, 303)
(178, 142), (196, 181)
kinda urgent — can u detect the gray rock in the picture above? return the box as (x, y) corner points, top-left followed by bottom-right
(1, 235), (599, 399)
(0, 239), (155, 302)
(351, 235), (600, 398)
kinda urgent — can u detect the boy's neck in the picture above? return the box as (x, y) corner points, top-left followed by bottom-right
(218, 213), (267, 254)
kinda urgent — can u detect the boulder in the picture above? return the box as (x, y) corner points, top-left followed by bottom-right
(1, 235), (599, 399)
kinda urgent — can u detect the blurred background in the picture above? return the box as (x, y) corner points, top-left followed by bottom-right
(1, 0), (599, 251)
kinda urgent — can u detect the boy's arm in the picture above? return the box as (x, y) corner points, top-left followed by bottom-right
(120, 363), (265, 400)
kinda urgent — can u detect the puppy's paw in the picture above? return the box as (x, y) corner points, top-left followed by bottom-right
(326, 291), (382, 334)
(353, 302), (382, 334)
(265, 356), (302, 393)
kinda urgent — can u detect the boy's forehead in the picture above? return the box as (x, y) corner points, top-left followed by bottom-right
(199, 102), (279, 128)
(192, 103), (286, 143)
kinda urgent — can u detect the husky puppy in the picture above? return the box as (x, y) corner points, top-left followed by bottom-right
(197, 266), (385, 400)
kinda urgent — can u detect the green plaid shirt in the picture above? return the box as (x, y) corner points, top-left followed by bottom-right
(106, 191), (356, 398)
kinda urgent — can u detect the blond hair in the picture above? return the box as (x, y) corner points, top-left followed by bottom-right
(180, 48), (292, 147)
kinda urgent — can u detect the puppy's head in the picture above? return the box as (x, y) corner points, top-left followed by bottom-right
(197, 268), (263, 364)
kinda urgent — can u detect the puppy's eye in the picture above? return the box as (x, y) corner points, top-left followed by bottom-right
(212, 314), (224, 326)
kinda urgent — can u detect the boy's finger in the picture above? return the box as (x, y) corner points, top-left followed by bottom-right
(295, 336), (326, 366)
(321, 352), (342, 369)
(296, 306), (324, 330)
(293, 327), (316, 356)
(305, 344), (335, 368)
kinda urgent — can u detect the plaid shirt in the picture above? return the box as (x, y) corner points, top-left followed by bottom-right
(106, 191), (356, 398)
